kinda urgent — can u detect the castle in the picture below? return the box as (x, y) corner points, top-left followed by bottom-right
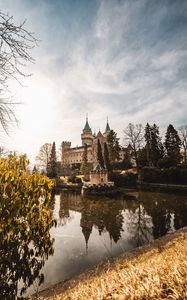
(61, 117), (129, 171)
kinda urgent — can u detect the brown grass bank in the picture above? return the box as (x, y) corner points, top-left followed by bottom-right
(34, 227), (187, 300)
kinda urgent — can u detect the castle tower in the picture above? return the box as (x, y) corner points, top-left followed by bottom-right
(81, 116), (94, 146)
(61, 141), (71, 163)
(103, 117), (111, 137)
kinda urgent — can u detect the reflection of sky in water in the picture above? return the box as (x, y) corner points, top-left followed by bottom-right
(28, 190), (187, 295)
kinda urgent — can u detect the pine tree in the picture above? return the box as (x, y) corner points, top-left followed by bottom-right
(80, 144), (89, 177)
(47, 142), (57, 178)
(138, 147), (148, 169)
(104, 142), (111, 172)
(144, 123), (151, 165)
(165, 124), (181, 166)
(107, 130), (120, 164)
(144, 123), (164, 167)
(150, 124), (164, 166)
(97, 139), (104, 168)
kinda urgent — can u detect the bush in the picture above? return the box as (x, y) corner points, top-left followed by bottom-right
(157, 157), (173, 168)
(112, 160), (132, 170)
(140, 166), (187, 184)
(0, 154), (55, 297)
(109, 172), (137, 187)
(68, 175), (82, 184)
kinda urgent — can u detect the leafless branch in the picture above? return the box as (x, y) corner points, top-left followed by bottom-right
(0, 11), (38, 133)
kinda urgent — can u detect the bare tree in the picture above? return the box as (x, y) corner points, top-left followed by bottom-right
(0, 11), (37, 132)
(179, 125), (187, 165)
(124, 123), (144, 172)
(127, 202), (153, 247)
(36, 143), (52, 171)
(0, 146), (10, 157)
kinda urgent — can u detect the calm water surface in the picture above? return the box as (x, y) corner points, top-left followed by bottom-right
(35, 189), (187, 294)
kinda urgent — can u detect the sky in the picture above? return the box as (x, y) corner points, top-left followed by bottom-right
(0, 0), (187, 162)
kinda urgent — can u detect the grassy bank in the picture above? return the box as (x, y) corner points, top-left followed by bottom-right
(34, 227), (187, 300)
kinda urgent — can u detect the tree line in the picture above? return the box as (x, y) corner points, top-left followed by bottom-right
(36, 123), (187, 179)
(124, 123), (187, 173)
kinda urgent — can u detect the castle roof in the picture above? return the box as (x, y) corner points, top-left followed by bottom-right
(94, 163), (105, 171)
(83, 117), (92, 132)
(105, 120), (111, 134)
(96, 130), (104, 139)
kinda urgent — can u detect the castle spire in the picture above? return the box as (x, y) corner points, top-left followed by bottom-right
(83, 114), (92, 132)
(105, 117), (111, 134)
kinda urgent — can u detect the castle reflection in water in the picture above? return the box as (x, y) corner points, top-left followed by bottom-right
(52, 189), (187, 249)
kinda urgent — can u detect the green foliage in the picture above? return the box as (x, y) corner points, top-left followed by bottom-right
(0, 154), (55, 298)
(80, 144), (89, 178)
(109, 172), (137, 187)
(157, 157), (173, 169)
(144, 123), (151, 164)
(144, 123), (164, 167)
(68, 175), (82, 184)
(47, 141), (57, 178)
(97, 139), (104, 168)
(107, 130), (120, 164)
(165, 124), (181, 166)
(112, 160), (132, 170)
(138, 147), (148, 169)
(141, 166), (187, 184)
(103, 142), (111, 172)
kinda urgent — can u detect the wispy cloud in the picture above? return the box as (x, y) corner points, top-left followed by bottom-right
(0, 0), (187, 160)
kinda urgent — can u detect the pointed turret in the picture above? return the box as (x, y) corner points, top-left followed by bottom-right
(81, 115), (93, 146)
(83, 116), (92, 132)
(82, 226), (92, 252)
(104, 117), (111, 135)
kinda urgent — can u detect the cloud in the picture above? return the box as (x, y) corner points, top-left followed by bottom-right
(0, 0), (187, 160)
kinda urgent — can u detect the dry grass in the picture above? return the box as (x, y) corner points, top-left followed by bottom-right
(35, 227), (187, 300)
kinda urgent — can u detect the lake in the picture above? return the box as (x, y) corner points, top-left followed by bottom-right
(32, 188), (187, 295)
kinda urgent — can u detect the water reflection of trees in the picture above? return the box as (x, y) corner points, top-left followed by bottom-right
(138, 192), (187, 240)
(80, 199), (124, 246)
(59, 190), (187, 250)
(126, 199), (153, 247)
(59, 191), (124, 247)
(58, 192), (71, 225)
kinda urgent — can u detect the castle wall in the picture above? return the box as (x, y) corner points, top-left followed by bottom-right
(90, 171), (108, 184)
(60, 121), (131, 171)
(62, 146), (93, 165)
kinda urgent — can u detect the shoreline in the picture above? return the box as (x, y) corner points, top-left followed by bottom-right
(138, 181), (187, 193)
(32, 226), (187, 300)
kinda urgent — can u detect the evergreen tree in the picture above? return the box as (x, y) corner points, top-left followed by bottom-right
(107, 130), (120, 163)
(138, 147), (148, 169)
(144, 123), (151, 165)
(165, 124), (181, 166)
(144, 123), (164, 167)
(80, 144), (89, 177)
(47, 142), (57, 178)
(150, 124), (164, 166)
(103, 142), (111, 172)
(97, 139), (104, 168)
